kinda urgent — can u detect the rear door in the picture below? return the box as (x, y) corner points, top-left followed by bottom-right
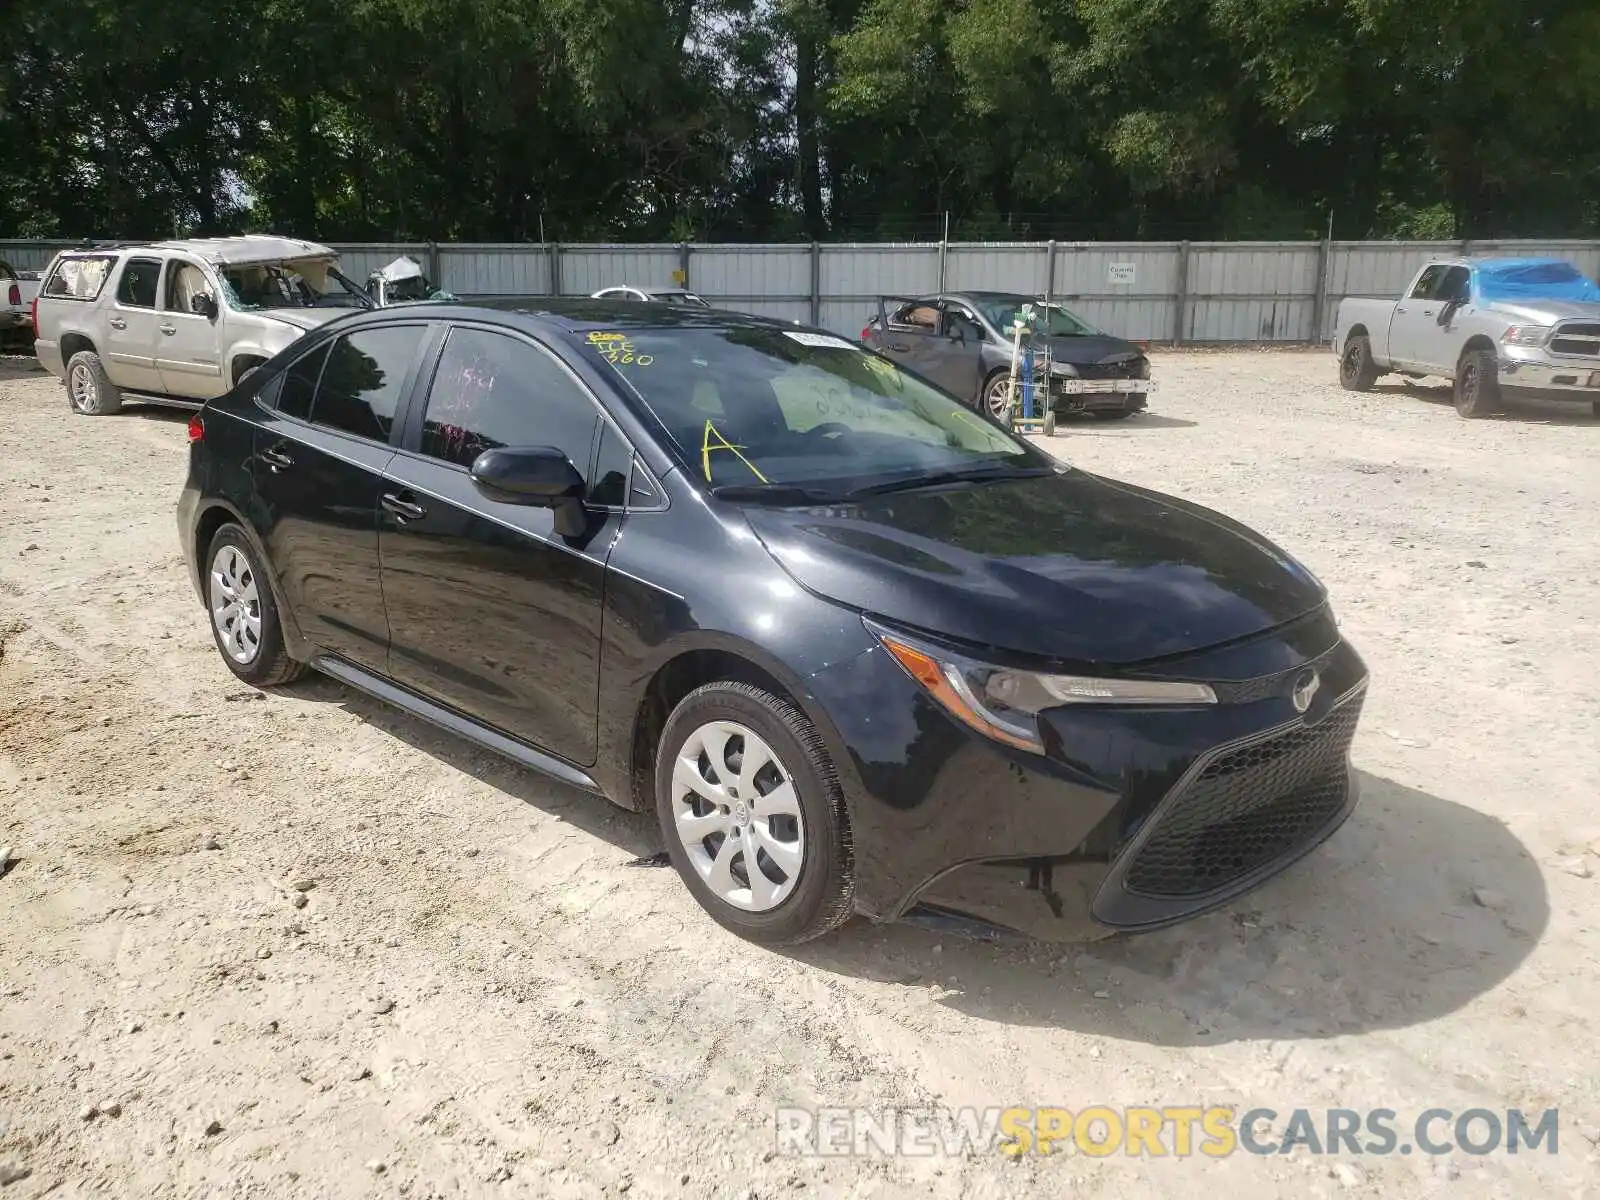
(378, 323), (618, 765)
(104, 256), (166, 392)
(156, 255), (225, 398)
(251, 322), (433, 670)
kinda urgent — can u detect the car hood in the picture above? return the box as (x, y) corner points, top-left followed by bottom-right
(257, 309), (347, 332)
(1484, 299), (1600, 324)
(740, 471), (1325, 666)
(1034, 334), (1144, 367)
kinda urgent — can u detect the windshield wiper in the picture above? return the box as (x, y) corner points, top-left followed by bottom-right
(847, 464), (1053, 499)
(710, 482), (845, 505)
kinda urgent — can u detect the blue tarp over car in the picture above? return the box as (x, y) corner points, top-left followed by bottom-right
(1476, 258), (1600, 304)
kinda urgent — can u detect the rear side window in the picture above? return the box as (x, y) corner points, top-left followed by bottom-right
(275, 342), (331, 421)
(309, 326), (422, 443)
(42, 255), (115, 301)
(115, 258), (162, 309)
(417, 328), (599, 472)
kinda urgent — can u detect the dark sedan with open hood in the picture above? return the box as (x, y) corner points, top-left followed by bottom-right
(178, 300), (1364, 945)
(862, 290), (1154, 423)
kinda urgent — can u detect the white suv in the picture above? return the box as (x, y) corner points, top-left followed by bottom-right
(34, 236), (372, 415)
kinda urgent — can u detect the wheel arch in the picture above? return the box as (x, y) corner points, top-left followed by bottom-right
(1343, 324), (1369, 346)
(189, 498), (310, 660)
(59, 331), (97, 363)
(1459, 333), (1497, 360)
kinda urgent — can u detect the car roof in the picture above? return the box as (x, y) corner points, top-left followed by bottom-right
(329, 298), (792, 335)
(63, 235), (337, 266)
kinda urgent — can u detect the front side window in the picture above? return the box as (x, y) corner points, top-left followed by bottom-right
(115, 258), (162, 309)
(165, 261), (214, 313)
(1410, 266), (1446, 300)
(309, 326), (422, 442)
(417, 327), (600, 472)
(43, 255), (114, 301)
(583, 326), (1042, 495)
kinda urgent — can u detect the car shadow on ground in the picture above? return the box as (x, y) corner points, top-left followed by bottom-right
(123, 404), (194, 425)
(0, 354), (45, 382)
(279, 672), (663, 857)
(274, 676), (1547, 1046)
(787, 770), (1548, 1045)
(1379, 380), (1600, 425)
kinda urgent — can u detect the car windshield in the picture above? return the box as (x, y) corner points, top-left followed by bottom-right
(582, 325), (1045, 496)
(218, 259), (370, 311)
(977, 297), (1100, 338)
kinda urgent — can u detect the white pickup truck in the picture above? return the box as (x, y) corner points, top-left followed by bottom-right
(0, 261), (42, 348)
(1333, 257), (1600, 418)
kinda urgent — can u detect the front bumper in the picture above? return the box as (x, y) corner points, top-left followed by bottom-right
(1497, 350), (1600, 397)
(809, 608), (1367, 940)
(1054, 378), (1156, 395)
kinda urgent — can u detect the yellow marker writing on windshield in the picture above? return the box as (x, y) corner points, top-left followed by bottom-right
(701, 420), (768, 483)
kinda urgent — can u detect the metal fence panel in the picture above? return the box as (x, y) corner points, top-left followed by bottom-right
(558, 245), (680, 296)
(689, 245), (810, 306)
(435, 244), (550, 297)
(820, 244), (938, 303)
(5, 235), (1599, 342)
(945, 244), (1048, 294)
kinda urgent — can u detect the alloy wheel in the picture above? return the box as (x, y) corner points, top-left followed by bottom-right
(209, 544), (263, 665)
(668, 719), (805, 912)
(984, 377), (1012, 420)
(69, 363), (97, 413)
(1341, 345), (1360, 386)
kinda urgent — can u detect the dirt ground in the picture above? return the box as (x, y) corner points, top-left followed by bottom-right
(1, 350), (1598, 1199)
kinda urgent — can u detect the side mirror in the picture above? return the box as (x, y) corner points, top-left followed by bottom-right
(470, 445), (588, 536)
(191, 293), (218, 320)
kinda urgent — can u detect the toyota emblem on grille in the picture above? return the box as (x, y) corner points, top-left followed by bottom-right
(1291, 669), (1321, 714)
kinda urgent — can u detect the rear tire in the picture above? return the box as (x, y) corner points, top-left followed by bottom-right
(1338, 335), (1379, 392)
(65, 350), (122, 415)
(655, 682), (853, 945)
(204, 524), (307, 687)
(1454, 349), (1501, 418)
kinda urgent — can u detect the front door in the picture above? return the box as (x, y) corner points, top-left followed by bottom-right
(1414, 265), (1472, 376)
(379, 324), (615, 766)
(103, 256), (165, 393)
(1389, 265), (1449, 374)
(251, 324), (429, 670)
(156, 256), (225, 398)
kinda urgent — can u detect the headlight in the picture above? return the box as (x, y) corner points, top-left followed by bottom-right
(866, 619), (1217, 755)
(1501, 325), (1551, 346)
(1049, 362), (1079, 377)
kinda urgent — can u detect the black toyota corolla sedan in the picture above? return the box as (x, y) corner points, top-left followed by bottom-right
(177, 301), (1367, 945)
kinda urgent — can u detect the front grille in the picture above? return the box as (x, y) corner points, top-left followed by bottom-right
(1550, 322), (1600, 358)
(1124, 695), (1363, 898)
(1072, 360), (1141, 380)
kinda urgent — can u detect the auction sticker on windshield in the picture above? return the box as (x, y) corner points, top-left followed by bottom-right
(785, 331), (857, 350)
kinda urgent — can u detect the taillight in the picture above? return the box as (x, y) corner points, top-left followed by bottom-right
(186, 415), (205, 443)
(6, 283), (17, 306)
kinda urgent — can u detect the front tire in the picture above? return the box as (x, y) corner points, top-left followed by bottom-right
(1454, 349), (1501, 418)
(655, 682), (853, 944)
(65, 350), (123, 415)
(980, 371), (1012, 422)
(205, 524), (306, 687)
(1338, 335), (1379, 392)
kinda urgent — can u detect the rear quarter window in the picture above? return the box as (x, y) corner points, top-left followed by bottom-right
(42, 255), (116, 301)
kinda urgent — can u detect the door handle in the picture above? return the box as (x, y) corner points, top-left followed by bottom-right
(260, 446), (294, 472)
(382, 492), (427, 522)
(108, 317), (127, 330)
(160, 324), (177, 336)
